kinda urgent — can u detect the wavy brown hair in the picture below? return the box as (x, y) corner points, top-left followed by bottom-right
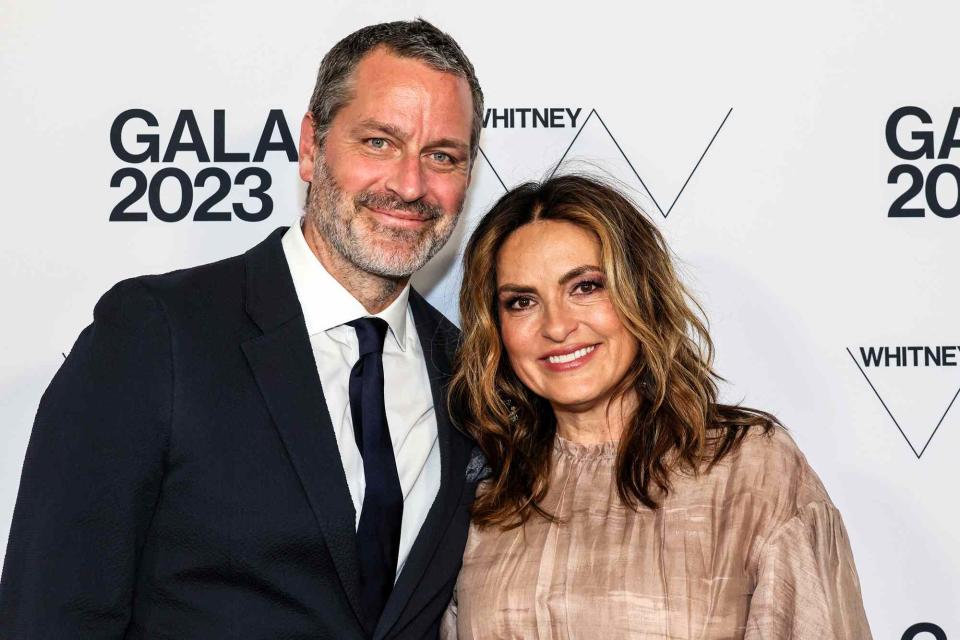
(449, 174), (778, 528)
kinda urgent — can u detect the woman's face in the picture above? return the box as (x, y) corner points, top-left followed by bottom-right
(496, 220), (639, 412)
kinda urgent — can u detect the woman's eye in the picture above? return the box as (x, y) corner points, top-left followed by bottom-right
(506, 296), (534, 310)
(574, 280), (603, 295)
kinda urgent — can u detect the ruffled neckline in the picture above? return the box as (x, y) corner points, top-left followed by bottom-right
(553, 434), (619, 460)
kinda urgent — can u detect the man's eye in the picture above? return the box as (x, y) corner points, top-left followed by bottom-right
(430, 151), (453, 164)
(367, 138), (387, 149)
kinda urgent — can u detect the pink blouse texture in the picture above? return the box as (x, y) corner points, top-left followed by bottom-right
(440, 428), (872, 639)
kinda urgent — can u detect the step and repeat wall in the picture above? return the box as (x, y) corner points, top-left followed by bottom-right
(2, 1), (957, 637)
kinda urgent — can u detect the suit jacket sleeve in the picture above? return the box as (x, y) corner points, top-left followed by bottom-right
(0, 279), (172, 639)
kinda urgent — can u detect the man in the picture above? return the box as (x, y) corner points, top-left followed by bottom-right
(0, 19), (483, 639)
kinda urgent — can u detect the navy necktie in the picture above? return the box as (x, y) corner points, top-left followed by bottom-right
(346, 317), (404, 629)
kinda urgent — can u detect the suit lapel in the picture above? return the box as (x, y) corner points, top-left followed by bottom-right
(240, 228), (365, 627)
(374, 290), (471, 640)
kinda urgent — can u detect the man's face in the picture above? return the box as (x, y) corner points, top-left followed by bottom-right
(299, 47), (474, 278)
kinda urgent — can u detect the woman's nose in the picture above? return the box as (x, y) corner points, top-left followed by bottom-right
(540, 303), (577, 343)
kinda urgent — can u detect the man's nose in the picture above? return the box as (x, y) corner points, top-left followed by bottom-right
(540, 303), (577, 343)
(385, 153), (427, 203)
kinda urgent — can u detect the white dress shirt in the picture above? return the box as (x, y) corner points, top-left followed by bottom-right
(281, 222), (441, 579)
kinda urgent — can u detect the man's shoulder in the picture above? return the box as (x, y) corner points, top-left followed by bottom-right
(137, 251), (245, 302)
(93, 230), (284, 328)
(101, 252), (244, 323)
(409, 289), (461, 345)
(409, 288), (459, 329)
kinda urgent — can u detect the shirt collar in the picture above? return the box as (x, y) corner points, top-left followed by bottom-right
(281, 220), (409, 350)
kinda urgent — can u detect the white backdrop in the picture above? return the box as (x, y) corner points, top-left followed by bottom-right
(2, 1), (958, 637)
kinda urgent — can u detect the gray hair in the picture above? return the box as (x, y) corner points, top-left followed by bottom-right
(308, 19), (484, 163)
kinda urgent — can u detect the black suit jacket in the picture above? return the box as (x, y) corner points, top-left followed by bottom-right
(0, 228), (475, 639)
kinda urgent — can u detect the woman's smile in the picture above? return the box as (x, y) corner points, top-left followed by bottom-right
(540, 343), (600, 371)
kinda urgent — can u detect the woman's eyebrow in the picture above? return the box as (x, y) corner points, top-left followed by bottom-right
(497, 284), (537, 295)
(557, 265), (603, 285)
(497, 266), (603, 294)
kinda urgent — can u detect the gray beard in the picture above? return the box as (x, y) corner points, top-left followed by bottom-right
(306, 159), (461, 278)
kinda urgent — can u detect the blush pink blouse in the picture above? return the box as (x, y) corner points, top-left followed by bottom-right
(441, 428), (872, 639)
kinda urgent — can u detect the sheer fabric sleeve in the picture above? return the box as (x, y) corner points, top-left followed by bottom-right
(744, 499), (873, 639)
(439, 586), (458, 639)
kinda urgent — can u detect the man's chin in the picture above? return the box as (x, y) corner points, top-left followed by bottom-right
(360, 215), (448, 254)
(347, 238), (433, 278)
(336, 214), (454, 277)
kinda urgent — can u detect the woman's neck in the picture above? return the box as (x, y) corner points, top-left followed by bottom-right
(552, 391), (639, 445)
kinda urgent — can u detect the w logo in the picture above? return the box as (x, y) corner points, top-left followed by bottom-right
(848, 344), (960, 458)
(477, 107), (733, 219)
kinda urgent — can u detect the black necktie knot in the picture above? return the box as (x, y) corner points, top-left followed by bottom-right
(347, 317), (389, 357)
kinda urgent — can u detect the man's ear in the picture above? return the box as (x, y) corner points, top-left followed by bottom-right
(464, 150), (477, 189)
(298, 113), (317, 182)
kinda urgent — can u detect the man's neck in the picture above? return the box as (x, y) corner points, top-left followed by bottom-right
(302, 221), (407, 314)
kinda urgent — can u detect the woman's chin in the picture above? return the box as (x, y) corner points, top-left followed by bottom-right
(544, 390), (605, 413)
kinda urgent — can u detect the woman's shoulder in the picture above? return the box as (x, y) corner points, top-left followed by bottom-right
(714, 425), (833, 513)
(728, 424), (804, 469)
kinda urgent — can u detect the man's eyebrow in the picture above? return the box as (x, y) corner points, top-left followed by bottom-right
(428, 137), (469, 154)
(354, 119), (409, 142)
(558, 265), (603, 285)
(354, 119), (468, 154)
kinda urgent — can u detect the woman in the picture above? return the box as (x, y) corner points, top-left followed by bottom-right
(442, 175), (871, 639)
